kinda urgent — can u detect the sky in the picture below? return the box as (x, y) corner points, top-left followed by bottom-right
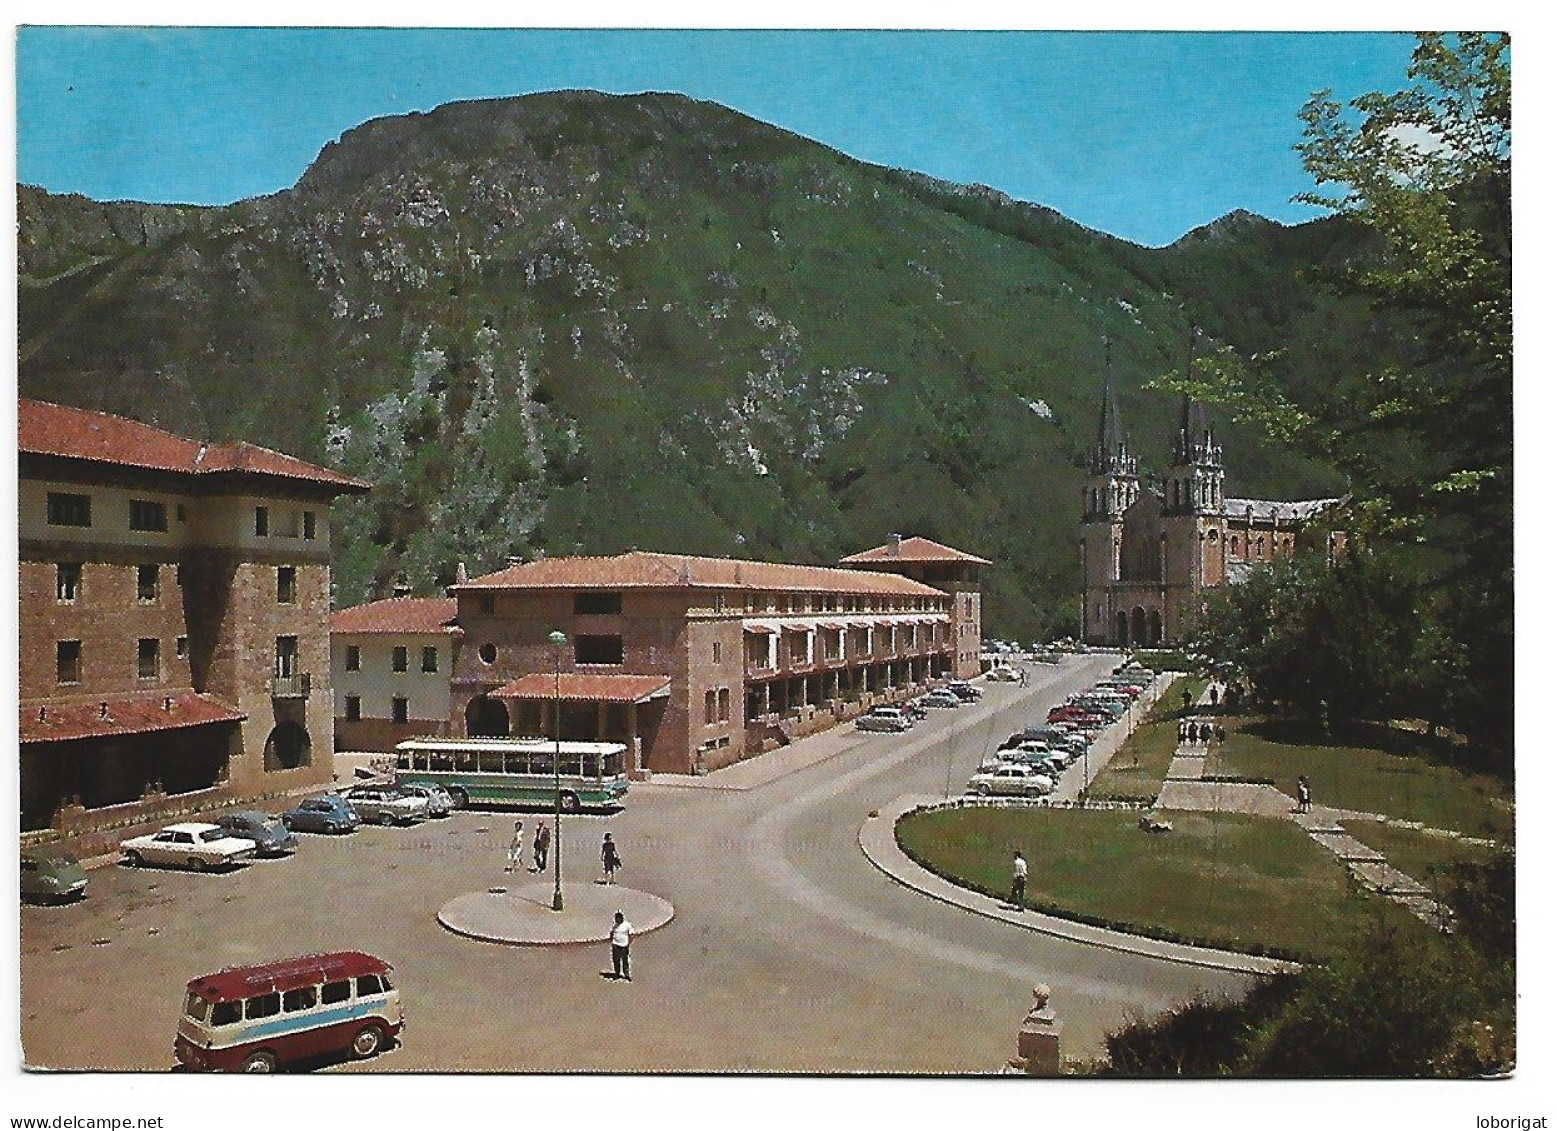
(15, 27), (1421, 246)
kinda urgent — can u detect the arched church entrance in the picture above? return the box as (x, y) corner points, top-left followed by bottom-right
(465, 696), (510, 737)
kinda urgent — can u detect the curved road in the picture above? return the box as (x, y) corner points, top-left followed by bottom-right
(19, 654), (1250, 1073)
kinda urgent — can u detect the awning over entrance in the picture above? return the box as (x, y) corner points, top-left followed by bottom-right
(21, 692), (246, 745)
(490, 673), (672, 704)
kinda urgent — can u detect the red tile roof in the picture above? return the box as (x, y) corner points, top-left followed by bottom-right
(331, 597), (458, 635)
(460, 550), (946, 597)
(18, 399), (369, 493)
(489, 673), (673, 704)
(839, 536), (991, 565)
(21, 692), (246, 745)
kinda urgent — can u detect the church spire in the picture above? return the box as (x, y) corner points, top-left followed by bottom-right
(1172, 326), (1217, 466)
(1088, 338), (1135, 477)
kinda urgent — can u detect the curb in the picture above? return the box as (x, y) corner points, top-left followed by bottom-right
(859, 793), (1299, 976)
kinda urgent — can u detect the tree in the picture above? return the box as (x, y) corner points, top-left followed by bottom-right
(1156, 34), (1511, 754)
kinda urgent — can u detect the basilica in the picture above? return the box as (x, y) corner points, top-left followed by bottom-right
(1080, 372), (1344, 647)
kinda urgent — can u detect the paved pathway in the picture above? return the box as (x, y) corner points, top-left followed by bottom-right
(1152, 689), (1451, 926)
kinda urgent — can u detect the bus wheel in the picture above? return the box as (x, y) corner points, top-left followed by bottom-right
(447, 788), (469, 809)
(560, 792), (581, 814)
(350, 1024), (385, 1060)
(379, 812), (394, 826)
(240, 1050), (277, 1073)
(123, 851), (143, 868)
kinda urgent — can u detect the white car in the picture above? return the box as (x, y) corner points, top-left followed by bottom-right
(988, 665), (1020, 682)
(967, 764), (1055, 798)
(338, 785), (430, 825)
(857, 707), (914, 733)
(120, 823), (257, 871)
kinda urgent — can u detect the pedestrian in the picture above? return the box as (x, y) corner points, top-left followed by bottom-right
(1296, 775), (1312, 814)
(533, 821), (550, 873)
(1200, 722), (1212, 744)
(1209, 685), (1220, 709)
(1215, 724), (1226, 743)
(1009, 850), (1028, 910)
(505, 820), (525, 874)
(610, 911), (633, 981)
(601, 832), (622, 884)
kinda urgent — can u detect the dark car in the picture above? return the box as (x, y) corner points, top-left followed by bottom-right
(215, 810), (299, 857)
(21, 850), (88, 903)
(947, 681), (983, 701)
(281, 795), (360, 835)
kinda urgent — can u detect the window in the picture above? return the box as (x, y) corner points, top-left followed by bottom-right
(575, 635), (624, 665)
(479, 595), (495, 615)
(320, 981), (351, 1005)
(245, 993), (281, 1020)
(422, 646), (439, 673)
(392, 646), (408, 673)
(345, 695), (361, 722)
(573, 591), (622, 615)
(254, 506), (269, 537)
(712, 642), (722, 664)
(392, 697), (409, 725)
(138, 638), (159, 679)
(302, 510), (317, 540)
(718, 688), (730, 723)
(705, 690), (717, 725)
(345, 645), (361, 672)
(283, 986), (317, 1012)
(275, 636), (299, 678)
(713, 592), (725, 613)
(137, 564), (159, 603)
(129, 499), (167, 532)
(210, 1001), (241, 1026)
(56, 563), (80, 603)
(56, 640), (82, 685)
(277, 566), (296, 604)
(175, 636), (188, 660)
(176, 504), (187, 523)
(356, 975), (387, 997)
(478, 643), (497, 665)
(46, 492), (91, 527)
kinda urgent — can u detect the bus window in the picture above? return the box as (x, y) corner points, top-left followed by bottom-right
(501, 750), (530, 774)
(184, 994), (209, 1021)
(477, 749), (504, 773)
(602, 750), (623, 778)
(430, 751), (451, 771)
(320, 980), (352, 1005)
(582, 753), (600, 778)
(210, 1001), (241, 1026)
(561, 753), (583, 776)
(453, 749), (477, 773)
(245, 993), (281, 1020)
(357, 974), (388, 997)
(396, 751), (411, 771)
(283, 986), (317, 1012)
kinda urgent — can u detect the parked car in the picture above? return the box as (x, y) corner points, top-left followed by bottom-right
(857, 707), (914, 733)
(281, 795), (361, 835)
(947, 681), (983, 700)
(120, 823), (257, 871)
(215, 810), (299, 857)
(901, 699), (930, 721)
(338, 785), (429, 826)
(21, 849), (88, 903)
(987, 665), (1020, 683)
(397, 782), (455, 818)
(923, 691), (963, 709)
(967, 764), (1054, 798)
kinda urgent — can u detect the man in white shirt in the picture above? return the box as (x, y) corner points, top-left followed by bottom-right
(1009, 850), (1028, 910)
(610, 911), (633, 981)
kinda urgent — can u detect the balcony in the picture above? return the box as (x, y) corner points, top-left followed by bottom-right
(270, 672), (312, 699)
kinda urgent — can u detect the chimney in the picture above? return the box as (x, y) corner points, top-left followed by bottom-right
(163, 696), (174, 711)
(506, 556), (523, 568)
(455, 561), (469, 584)
(890, 533), (903, 557)
(37, 707), (45, 722)
(99, 702), (110, 720)
(392, 573), (412, 598)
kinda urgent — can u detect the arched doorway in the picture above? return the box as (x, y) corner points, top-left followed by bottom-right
(1130, 607), (1147, 646)
(1149, 610), (1163, 644)
(1115, 610), (1128, 646)
(263, 721), (311, 771)
(465, 696), (510, 737)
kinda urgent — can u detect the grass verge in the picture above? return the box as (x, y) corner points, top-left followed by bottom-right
(1340, 819), (1498, 887)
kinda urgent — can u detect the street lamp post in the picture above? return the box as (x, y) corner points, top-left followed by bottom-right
(549, 629), (566, 912)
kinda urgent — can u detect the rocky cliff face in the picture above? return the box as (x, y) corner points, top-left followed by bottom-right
(17, 90), (1379, 638)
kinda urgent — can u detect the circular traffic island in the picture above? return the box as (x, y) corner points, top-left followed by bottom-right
(437, 881), (674, 946)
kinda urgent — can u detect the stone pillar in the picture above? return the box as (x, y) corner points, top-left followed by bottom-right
(1013, 984), (1063, 1075)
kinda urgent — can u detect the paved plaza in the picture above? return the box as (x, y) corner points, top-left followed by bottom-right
(19, 653), (1252, 1073)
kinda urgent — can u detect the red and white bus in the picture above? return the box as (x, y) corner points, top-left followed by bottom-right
(175, 951), (403, 1072)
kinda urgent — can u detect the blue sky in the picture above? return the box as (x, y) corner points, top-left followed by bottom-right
(16, 27), (1418, 246)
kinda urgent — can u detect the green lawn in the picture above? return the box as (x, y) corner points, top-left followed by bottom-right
(897, 805), (1405, 960)
(1340, 819), (1499, 888)
(1207, 718), (1513, 841)
(1089, 676), (1206, 801)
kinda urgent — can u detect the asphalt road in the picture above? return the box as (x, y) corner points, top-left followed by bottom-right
(19, 653), (1251, 1073)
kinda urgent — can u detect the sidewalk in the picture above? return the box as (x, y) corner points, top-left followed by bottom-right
(859, 794), (1296, 975)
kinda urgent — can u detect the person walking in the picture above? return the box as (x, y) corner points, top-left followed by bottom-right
(601, 832), (622, 884)
(505, 820), (525, 874)
(610, 911), (633, 981)
(532, 821), (550, 873)
(1009, 850), (1028, 911)
(1296, 775), (1312, 814)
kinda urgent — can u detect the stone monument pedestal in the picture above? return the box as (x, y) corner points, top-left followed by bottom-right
(1012, 984), (1063, 1075)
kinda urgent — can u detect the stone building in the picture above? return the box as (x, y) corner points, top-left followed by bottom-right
(330, 596), (461, 752)
(446, 545), (979, 775)
(838, 535), (987, 679)
(18, 398), (368, 838)
(1080, 372), (1343, 646)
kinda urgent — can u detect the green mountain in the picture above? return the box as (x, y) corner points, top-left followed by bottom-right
(18, 90), (1386, 639)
